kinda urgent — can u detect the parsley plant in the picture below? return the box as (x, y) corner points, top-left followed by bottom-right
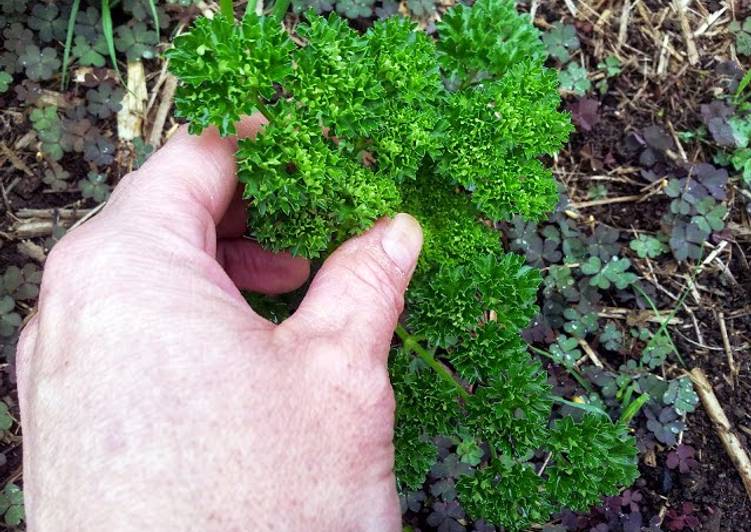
(168, 2), (638, 528)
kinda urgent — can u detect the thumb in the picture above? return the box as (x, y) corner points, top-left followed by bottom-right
(286, 214), (422, 360)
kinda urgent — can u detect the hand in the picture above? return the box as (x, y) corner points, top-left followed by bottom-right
(16, 115), (423, 531)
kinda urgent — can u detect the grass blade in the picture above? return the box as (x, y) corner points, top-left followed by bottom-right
(101, 0), (121, 78)
(60, 0), (81, 89)
(147, 0), (160, 40)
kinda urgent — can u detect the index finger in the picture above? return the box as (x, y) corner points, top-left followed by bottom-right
(105, 114), (267, 252)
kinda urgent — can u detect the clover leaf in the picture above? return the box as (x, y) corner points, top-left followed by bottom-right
(80, 172), (111, 202)
(335, 0), (375, 19)
(1, 0), (26, 15)
(597, 55), (621, 77)
(86, 82), (124, 118)
(730, 17), (751, 56)
(43, 166), (72, 192)
(0, 70), (11, 93)
(559, 63), (590, 95)
(542, 22), (580, 63)
(599, 322), (622, 351)
(2, 264), (42, 301)
(663, 377), (699, 415)
(73, 35), (108, 67)
(691, 197), (727, 235)
(0, 296), (21, 338)
(19, 44), (61, 81)
(28, 3), (66, 42)
(30, 106), (64, 160)
(83, 132), (116, 166)
(0, 402), (11, 433)
(407, 0), (436, 17)
(640, 332), (670, 369)
(563, 308), (598, 339)
(75, 7), (102, 42)
(668, 217), (706, 261)
(645, 406), (684, 445)
(629, 234), (668, 258)
(549, 334), (581, 367)
(115, 22), (158, 60)
(582, 256), (638, 290)
(0, 483), (24, 527)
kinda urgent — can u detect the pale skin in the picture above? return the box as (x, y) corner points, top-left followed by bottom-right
(15, 114), (423, 531)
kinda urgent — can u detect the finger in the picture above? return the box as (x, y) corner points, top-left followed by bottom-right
(216, 186), (250, 239)
(285, 214), (422, 360)
(217, 238), (310, 294)
(105, 114), (267, 251)
(15, 313), (39, 391)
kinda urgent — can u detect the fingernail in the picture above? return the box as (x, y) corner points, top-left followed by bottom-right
(381, 213), (423, 274)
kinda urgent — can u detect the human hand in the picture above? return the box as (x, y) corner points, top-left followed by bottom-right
(16, 115), (423, 531)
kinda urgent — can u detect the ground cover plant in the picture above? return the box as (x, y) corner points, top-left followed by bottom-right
(1, 0), (751, 531)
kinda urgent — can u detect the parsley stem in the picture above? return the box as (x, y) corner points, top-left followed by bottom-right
(394, 324), (471, 401)
(272, 0), (291, 21)
(219, 0), (235, 20)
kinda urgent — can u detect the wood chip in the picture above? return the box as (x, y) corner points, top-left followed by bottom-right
(673, 0), (700, 65)
(117, 60), (148, 141)
(689, 368), (751, 503)
(147, 74), (178, 148)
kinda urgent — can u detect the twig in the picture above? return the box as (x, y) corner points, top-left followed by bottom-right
(689, 368), (751, 503)
(717, 312), (738, 385)
(569, 194), (643, 209)
(16, 208), (93, 219)
(68, 202), (106, 232)
(578, 338), (605, 369)
(147, 74), (178, 148)
(117, 60), (148, 141)
(0, 142), (34, 177)
(618, 0), (632, 47)
(673, 0), (699, 65)
(17, 240), (47, 263)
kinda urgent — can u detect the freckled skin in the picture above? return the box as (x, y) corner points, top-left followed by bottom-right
(16, 116), (423, 532)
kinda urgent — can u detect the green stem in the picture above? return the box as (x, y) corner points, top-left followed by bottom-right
(253, 96), (273, 121)
(245, 0), (258, 16)
(529, 346), (593, 393)
(220, 0), (235, 20)
(272, 0), (291, 21)
(395, 324), (470, 401)
(620, 393), (649, 424)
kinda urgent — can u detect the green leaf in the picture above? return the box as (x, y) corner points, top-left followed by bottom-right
(558, 62), (591, 95)
(19, 44), (61, 81)
(629, 234), (667, 258)
(542, 22), (579, 63)
(79, 171), (111, 202)
(72, 34), (108, 67)
(579, 256), (601, 275)
(115, 21), (158, 60)
(663, 377), (699, 415)
(0, 402), (12, 432)
(0, 70), (11, 93)
(597, 55), (621, 77)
